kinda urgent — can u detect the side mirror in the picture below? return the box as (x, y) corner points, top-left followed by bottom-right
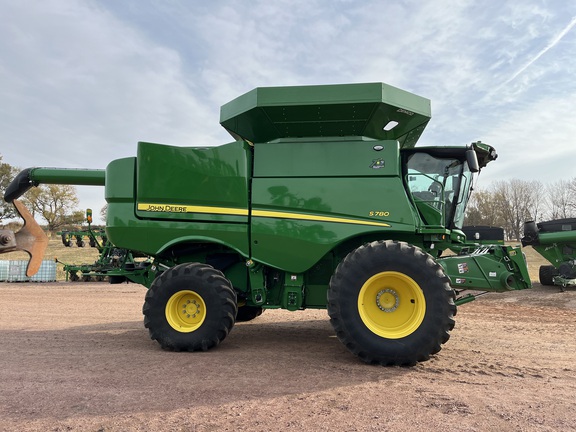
(466, 149), (479, 173)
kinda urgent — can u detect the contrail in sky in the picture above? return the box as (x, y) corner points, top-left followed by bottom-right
(502, 15), (576, 86)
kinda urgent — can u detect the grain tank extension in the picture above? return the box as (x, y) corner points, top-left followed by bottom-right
(1, 82), (531, 365)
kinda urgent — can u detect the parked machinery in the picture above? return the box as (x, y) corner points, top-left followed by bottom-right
(56, 210), (149, 283)
(0, 82), (531, 365)
(522, 218), (576, 290)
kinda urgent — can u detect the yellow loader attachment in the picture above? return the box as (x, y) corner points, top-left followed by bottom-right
(0, 200), (48, 276)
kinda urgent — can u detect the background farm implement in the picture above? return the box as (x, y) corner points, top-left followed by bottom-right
(57, 213), (150, 283)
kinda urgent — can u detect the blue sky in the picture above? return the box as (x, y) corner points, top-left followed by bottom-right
(1, 0), (575, 223)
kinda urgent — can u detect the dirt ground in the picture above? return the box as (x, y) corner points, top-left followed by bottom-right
(1, 256), (575, 431)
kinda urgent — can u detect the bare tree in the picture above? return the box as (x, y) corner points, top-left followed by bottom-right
(100, 203), (108, 222)
(491, 179), (543, 240)
(0, 156), (18, 223)
(22, 184), (84, 233)
(571, 178), (576, 216)
(544, 179), (576, 220)
(464, 189), (502, 227)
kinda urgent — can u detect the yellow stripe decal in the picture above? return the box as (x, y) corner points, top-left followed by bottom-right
(252, 210), (391, 227)
(137, 203), (390, 227)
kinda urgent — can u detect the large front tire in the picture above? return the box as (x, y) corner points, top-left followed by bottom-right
(143, 263), (237, 351)
(328, 240), (456, 366)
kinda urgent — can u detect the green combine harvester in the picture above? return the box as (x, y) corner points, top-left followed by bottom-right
(0, 82), (532, 365)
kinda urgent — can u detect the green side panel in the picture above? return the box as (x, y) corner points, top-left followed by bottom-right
(303, 255), (335, 307)
(250, 175), (417, 272)
(304, 285), (329, 308)
(134, 141), (250, 223)
(105, 157), (136, 203)
(105, 157), (250, 257)
(223, 262), (249, 292)
(532, 242), (576, 268)
(254, 138), (399, 177)
(220, 82), (431, 148)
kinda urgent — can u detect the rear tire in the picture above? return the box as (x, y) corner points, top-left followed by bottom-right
(236, 305), (264, 322)
(539, 265), (558, 286)
(328, 240), (456, 366)
(143, 263), (237, 351)
(108, 275), (126, 284)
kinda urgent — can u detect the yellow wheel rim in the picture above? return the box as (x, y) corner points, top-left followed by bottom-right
(358, 271), (426, 339)
(165, 290), (206, 333)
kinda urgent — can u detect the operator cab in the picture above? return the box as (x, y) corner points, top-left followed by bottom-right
(402, 143), (495, 229)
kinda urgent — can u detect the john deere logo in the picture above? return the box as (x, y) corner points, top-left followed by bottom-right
(370, 158), (385, 169)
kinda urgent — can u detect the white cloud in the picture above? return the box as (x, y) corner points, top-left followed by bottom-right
(489, 14), (576, 101)
(1, 0), (227, 221)
(479, 93), (576, 184)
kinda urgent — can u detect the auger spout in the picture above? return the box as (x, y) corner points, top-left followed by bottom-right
(4, 167), (105, 203)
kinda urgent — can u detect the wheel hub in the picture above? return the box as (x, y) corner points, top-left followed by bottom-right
(376, 288), (399, 312)
(357, 271), (426, 339)
(165, 290), (206, 333)
(182, 299), (201, 318)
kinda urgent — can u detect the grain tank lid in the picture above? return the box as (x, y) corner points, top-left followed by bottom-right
(219, 82), (431, 148)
